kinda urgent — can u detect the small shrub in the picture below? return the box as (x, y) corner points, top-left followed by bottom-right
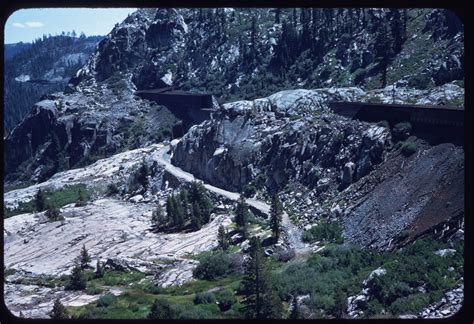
(128, 303), (140, 312)
(96, 294), (117, 308)
(401, 142), (418, 156)
(194, 291), (216, 305)
(193, 252), (234, 280)
(277, 248), (296, 262)
(147, 299), (176, 319)
(392, 122), (412, 141)
(85, 284), (103, 295)
(144, 282), (163, 295)
(106, 183), (120, 196)
(136, 297), (148, 304)
(389, 293), (429, 315)
(242, 183), (257, 198)
(216, 289), (236, 311)
(376, 120), (390, 128)
(45, 207), (64, 221)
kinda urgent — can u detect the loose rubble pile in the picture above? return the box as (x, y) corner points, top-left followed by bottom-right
(418, 283), (463, 319)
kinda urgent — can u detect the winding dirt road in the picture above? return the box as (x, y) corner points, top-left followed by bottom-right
(156, 144), (310, 252)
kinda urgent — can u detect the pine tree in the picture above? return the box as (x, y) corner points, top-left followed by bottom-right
(242, 236), (273, 319)
(217, 224), (229, 251)
(136, 161), (149, 191)
(67, 263), (86, 290)
(95, 259), (104, 278)
(35, 188), (46, 211)
(152, 204), (165, 229)
(235, 194), (249, 238)
(50, 298), (69, 319)
(166, 196), (175, 226)
(191, 201), (202, 230)
(78, 187), (86, 202)
(375, 23), (394, 88)
(269, 194), (283, 241)
(261, 287), (283, 319)
(179, 189), (190, 219)
(173, 196), (185, 229)
(274, 8), (281, 24)
(79, 244), (90, 269)
(250, 15), (258, 60)
(389, 9), (405, 53)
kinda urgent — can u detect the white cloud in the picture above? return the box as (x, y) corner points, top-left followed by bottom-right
(12, 22), (25, 28)
(24, 21), (44, 28)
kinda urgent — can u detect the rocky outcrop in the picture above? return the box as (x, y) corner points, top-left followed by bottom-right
(172, 88), (391, 194)
(4, 88), (178, 183)
(347, 268), (387, 318)
(4, 144), (165, 210)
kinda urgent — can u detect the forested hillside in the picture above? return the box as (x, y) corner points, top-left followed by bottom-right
(4, 42), (32, 61)
(76, 8), (462, 103)
(4, 33), (103, 135)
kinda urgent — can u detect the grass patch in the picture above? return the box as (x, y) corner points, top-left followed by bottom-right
(4, 184), (92, 218)
(88, 270), (146, 287)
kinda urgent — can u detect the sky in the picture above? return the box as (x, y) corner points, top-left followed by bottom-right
(4, 8), (137, 44)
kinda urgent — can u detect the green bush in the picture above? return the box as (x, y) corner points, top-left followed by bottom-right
(392, 122), (412, 141)
(301, 221), (343, 244)
(106, 183), (120, 196)
(194, 291), (216, 305)
(401, 142), (418, 156)
(78, 306), (106, 319)
(193, 252), (234, 280)
(147, 299), (176, 319)
(274, 237), (462, 317)
(174, 303), (215, 319)
(85, 284), (103, 295)
(376, 120), (390, 128)
(96, 294), (117, 308)
(389, 293), (429, 315)
(128, 303), (140, 312)
(216, 289), (236, 311)
(242, 183), (257, 198)
(143, 282), (163, 295)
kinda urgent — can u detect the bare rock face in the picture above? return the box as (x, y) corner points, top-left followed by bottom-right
(4, 197), (231, 277)
(172, 88), (391, 194)
(341, 142), (464, 249)
(341, 162), (355, 185)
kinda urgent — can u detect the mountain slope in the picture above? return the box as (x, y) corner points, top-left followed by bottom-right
(4, 34), (104, 135)
(4, 8), (464, 184)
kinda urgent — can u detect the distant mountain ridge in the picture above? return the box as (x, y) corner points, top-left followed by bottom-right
(3, 34), (104, 135)
(4, 42), (32, 62)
